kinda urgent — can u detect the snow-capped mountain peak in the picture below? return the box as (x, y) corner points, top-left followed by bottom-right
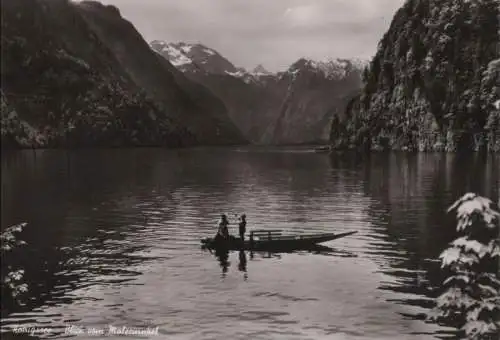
(150, 40), (365, 87)
(150, 41), (193, 67)
(287, 57), (367, 80)
(150, 40), (238, 75)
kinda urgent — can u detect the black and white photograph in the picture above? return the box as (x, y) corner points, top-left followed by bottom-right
(1, 0), (499, 339)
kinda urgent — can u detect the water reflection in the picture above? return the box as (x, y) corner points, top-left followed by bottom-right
(0, 227), (158, 337)
(1, 148), (497, 339)
(208, 245), (357, 279)
(214, 248), (230, 277)
(238, 250), (247, 274)
(332, 152), (499, 334)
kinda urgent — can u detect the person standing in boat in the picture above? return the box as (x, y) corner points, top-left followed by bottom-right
(218, 214), (230, 239)
(238, 214), (247, 240)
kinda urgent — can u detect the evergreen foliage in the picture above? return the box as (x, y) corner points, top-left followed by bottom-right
(1, 223), (28, 309)
(430, 193), (500, 339)
(331, 0), (500, 152)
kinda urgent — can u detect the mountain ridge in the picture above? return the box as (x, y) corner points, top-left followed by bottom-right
(150, 40), (239, 75)
(150, 40), (368, 80)
(151, 40), (365, 144)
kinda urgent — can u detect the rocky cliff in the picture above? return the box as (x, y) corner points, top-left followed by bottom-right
(1, 0), (246, 148)
(331, 0), (500, 152)
(151, 41), (364, 144)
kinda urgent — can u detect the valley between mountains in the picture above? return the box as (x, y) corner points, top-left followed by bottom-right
(150, 40), (365, 145)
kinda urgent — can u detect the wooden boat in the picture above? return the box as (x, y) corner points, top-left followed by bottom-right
(201, 230), (357, 251)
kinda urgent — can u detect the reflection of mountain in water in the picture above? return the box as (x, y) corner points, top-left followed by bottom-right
(0, 148), (364, 320)
(1, 150), (210, 325)
(2, 148), (497, 339)
(0, 233), (154, 337)
(330, 152), (499, 324)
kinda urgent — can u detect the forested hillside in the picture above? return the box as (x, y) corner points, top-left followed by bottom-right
(331, 0), (500, 152)
(1, 0), (246, 148)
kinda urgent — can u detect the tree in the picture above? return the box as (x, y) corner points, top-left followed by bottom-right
(1, 223), (28, 309)
(430, 193), (500, 339)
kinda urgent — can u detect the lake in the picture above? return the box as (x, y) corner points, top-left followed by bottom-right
(1, 147), (498, 339)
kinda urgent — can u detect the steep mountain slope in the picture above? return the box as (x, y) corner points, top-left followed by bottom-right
(1, 0), (245, 148)
(331, 0), (500, 152)
(190, 73), (287, 143)
(76, 2), (245, 145)
(152, 41), (364, 144)
(266, 58), (363, 144)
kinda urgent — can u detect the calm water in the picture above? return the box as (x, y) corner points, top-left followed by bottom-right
(1, 147), (498, 340)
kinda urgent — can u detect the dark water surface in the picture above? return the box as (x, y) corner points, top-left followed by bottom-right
(1, 147), (498, 339)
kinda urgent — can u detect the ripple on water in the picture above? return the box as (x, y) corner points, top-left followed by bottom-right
(4, 149), (494, 339)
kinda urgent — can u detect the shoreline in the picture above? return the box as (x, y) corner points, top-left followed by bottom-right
(1, 144), (499, 154)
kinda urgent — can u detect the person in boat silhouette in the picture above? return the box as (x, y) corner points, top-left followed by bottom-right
(238, 214), (247, 240)
(217, 214), (230, 239)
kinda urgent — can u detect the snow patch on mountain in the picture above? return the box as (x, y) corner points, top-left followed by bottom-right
(179, 44), (193, 54)
(287, 57), (367, 80)
(150, 40), (194, 68)
(204, 48), (215, 56)
(162, 45), (192, 66)
(150, 40), (366, 86)
(350, 58), (369, 70)
(225, 70), (246, 77)
(150, 40), (242, 75)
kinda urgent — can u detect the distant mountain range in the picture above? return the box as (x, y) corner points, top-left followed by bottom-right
(151, 40), (366, 144)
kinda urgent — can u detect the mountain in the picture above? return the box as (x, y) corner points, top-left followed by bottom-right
(286, 58), (367, 81)
(265, 58), (364, 144)
(330, 0), (500, 152)
(1, 0), (246, 148)
(150, 40), (239, 75)
(151, 41), (364, 144)
(252, 64), (271, 76)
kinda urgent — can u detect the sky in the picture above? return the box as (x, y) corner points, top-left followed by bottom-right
(95, 0), (405, 72)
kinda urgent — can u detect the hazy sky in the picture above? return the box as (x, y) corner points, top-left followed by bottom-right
(96, 0), (404, 72)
